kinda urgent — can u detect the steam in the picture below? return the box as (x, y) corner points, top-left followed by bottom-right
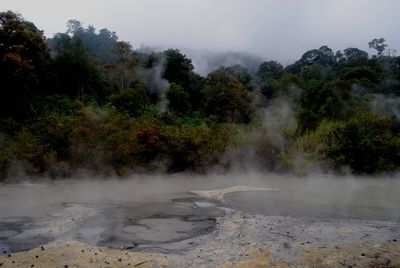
(217, 85), (303, 173)
(369, 93), (400, 120)
(181, 48), (264, 76)
(261, 86), (300, 151)
(137, 58), (170, 112)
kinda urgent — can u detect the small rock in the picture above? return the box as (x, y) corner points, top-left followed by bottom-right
(361, 253), (365, 256)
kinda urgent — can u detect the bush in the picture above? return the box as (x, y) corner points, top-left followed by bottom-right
(326, 111), (400, 174)
(202, 71), (254, 123)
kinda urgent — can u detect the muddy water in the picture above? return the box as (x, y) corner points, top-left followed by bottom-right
(0, 174), (399, 255)
(224, 176), (400, 221)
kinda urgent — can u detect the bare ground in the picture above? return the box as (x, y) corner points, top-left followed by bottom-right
(1, 207), (399, 268)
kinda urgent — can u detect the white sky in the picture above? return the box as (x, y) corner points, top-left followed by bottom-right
(2, 0), (399, 63)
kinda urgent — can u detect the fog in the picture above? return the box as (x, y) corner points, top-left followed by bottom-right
(1, 173), (399, 221)
(2, 0), (400, 65)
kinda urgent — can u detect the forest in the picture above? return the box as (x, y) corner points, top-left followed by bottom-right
(1, 10), (400, 179)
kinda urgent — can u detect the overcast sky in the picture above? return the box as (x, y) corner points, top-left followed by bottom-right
(2, 0), (400, 64)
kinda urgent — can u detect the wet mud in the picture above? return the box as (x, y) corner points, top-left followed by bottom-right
(0, 175), (399, 267)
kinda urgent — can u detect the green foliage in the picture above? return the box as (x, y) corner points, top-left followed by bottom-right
(163, 49), (194, 88)
(219, 65), (254, 90)
(0, 11), (51, 119)
(109, 86), (150, 117)
(2, 12), (400, 176)
(258, 61), (284, 80)
(52, 35), (112, 99)
(166, 83), (191, 115)
(202, 70), (254, 123)
(298, 46), (335, 67)
(272, 73), (304, 97)
(368, 38), (388, 57)
(301, 64), (329, 82)
(295, 120), (344, 159)
(49, 19), (119, 63)
(339, 66), (379, 83)
(298, 80), (354, 132)
(327, 111), (400, 174)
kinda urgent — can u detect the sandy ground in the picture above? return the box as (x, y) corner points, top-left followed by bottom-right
(1, 207), (399, 268)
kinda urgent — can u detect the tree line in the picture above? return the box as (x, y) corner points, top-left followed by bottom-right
(1, 11), (399, 178)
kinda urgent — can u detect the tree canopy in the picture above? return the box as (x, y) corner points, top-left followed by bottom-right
(1, 11), (400, 176)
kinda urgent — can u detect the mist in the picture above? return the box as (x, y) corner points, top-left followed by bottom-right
(1, 172), (399, 220)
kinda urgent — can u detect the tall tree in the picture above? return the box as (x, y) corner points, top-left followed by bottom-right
(163, 49), (194, 88)
(0, 11), (51, 118)
(368, 38), (388, 57)
(104, 41), (139, 93)
(202, 70), (253, 123)
(258, 61), (284, 80)
(52, 34), (110, 99)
